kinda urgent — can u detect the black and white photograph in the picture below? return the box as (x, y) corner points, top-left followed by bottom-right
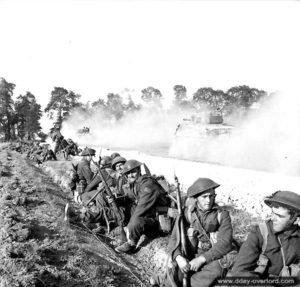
(0, 0), (299, 286)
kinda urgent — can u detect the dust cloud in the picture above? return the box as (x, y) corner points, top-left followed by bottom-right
(170, 91), (300, 176)
(61, 92), (300, 176)
(61, 104), (189, 154)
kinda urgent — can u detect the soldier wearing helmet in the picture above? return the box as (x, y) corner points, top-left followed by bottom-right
(80, 154), (119, 231)
(231, 190), (300, 279)
(50, 126), (65, 155)
(99, 155), (113, 169)
(111, 152), (121, 160)
(115, 159), (176, 254)
(164, 178), (234, 287)
(111, 156), (127, 196)
(64, 138), (79, 158)
(77, 148), (96, 186)
(69, 148), (96, 204)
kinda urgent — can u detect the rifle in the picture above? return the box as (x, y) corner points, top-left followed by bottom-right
(174, 173), (189, 287)
(89, 150), (127, 242)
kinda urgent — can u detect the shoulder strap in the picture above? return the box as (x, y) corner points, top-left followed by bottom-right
(217, 210), (222, 224)
(258, 222), (269, 254)
(277, 237), (287, 267)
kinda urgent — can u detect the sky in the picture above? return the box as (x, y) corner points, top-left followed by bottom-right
(1, 0), (300, 112)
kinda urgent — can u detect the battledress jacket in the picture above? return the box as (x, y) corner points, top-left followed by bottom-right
(168, 203), (233, 264)
(77, 159), (94, 185)
(125, 175), (170, 221)
(231, 219), (300, 277)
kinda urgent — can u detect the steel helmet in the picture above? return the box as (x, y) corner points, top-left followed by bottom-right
(122, 159), (142, 174)
(111, 152), (121, 160)
(111, 156), (127, 170)
(187, 178), (220, 197)
(100, 156), (112, 167)
(81, 148), (96, 156)
(264, 191), (300, 214)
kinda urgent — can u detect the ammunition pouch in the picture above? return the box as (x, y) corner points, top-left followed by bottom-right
(198, 240), (212, 252)
(254, 254), (269, 275)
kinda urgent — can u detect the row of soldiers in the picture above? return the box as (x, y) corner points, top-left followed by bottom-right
(49, 126), (80, 158)
(9, 128), (80, 165)
(8, 140), (57, 164)
(68, 147), (300, 287)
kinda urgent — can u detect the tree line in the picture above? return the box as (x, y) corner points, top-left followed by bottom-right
(0, 76), (268, 141)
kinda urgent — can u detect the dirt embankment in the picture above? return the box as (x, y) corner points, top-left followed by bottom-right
(0, 147), (146, 287)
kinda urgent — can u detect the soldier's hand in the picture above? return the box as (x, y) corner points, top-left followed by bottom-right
(189, 256), (206, 272)
(175, 255), (190, 273)
(167, 208), (179, 218)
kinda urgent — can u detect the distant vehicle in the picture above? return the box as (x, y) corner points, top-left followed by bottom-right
(174, 112), (234, 140)
(77, 127), (90, 135)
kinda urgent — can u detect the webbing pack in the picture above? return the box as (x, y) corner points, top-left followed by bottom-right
(254, 222), (269, 274)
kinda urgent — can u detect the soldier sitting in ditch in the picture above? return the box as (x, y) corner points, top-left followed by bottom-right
(162, 178), (234, 287)
(71, 148), (95, 203)
(230, 190), (300, 280)
(79, 155), (117, 231)
(115, 159), (178, 254)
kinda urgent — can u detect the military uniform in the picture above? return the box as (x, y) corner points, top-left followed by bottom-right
(123, 175), (170, 244)
(81, 167), (116, 224)
(77, 159), (94, 186)
(165, 202), (233, 287)
(64, 140), (79, 158)
(231, 219), (300, 278)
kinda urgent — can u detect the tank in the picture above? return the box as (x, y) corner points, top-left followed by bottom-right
(77, 127), (90, 135)
(174, 112), (234, 140)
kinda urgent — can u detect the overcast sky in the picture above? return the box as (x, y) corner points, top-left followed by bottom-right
(1, 0), (300, 108)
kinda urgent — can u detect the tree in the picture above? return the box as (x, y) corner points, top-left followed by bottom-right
(226, 85), (267, 109)
(173, 85), (187, 102)
(106, 93), (125, 120)
(44, 87), (82, 126)
(15, 92), (42, 139)
(125, 96), (141, 113)
(141, 87), (162, 104)
(91, 98), (106, 108)
(0, 77), (16, 140)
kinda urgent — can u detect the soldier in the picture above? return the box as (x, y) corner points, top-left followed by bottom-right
(50, 125), (64, 155)
(115, 159), (176, 254)
(111, 156), (127, 196)
(111, 152), (121, 160)
(73, 148), (96, 203)
(230, 190), (300, 279)
(41, 144), (57, 162)
(64, 138), (79, 158)
(163, 178), (234, 287)
(79, 155), (120, 232)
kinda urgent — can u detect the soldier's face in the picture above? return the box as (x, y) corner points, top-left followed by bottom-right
(127, 168), (140, 184)
(115, 163), (124, 175)
(271, 206), (293, 233)
(196, 189), (216, 212)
